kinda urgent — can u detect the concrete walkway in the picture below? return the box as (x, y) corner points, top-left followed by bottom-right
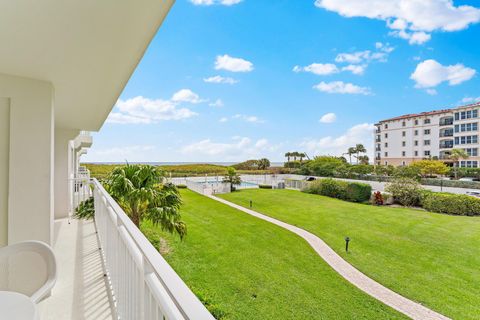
(209, 195), (450, 320)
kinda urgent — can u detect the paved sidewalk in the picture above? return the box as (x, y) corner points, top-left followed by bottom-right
(210, 195), (451, 320)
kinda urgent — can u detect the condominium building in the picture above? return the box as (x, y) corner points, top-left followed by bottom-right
(374, 102), (480, 167)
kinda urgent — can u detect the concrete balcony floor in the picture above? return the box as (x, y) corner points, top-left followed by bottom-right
(38, 218), (116, 320)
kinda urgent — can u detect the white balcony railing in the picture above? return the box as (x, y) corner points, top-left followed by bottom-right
(92, 179), (214, 320)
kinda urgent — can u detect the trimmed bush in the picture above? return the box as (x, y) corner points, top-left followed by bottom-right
(303, 178), (371, 203)
(420, 191), (480, 216)
(176, 184), (187, 189)
(259, 184), (273, 189)
(345, 182), (372, 202)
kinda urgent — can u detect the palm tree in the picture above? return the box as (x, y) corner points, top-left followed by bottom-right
(354, 144), (367, 164)
(284, 152), (291, 163)
(449, 148), (469, 179)
(223, 167), (242, 192)
(346, 147), (356, 164)
(298, 152), (306, 163)
(358, 155), (370, 165)
(292, 151), (299, 162)
(104, 163), (186, 238)
(257, 158), (271, 170)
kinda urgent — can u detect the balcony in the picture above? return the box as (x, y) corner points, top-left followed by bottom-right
(439, 142), (454, 149)
(439, 117), (454, 126)
(439, 130), (453, 137)
(39, 177), (214, 320)
(375, 138), (381, 143)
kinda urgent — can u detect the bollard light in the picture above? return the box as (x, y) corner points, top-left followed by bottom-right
(345, 237), (350, 252)
(249, 200), (253, 208)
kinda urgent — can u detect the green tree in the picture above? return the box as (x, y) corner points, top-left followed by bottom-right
(394, 165), (421, 180)
(346, 147), (356, 164)
(104, 163), (186, 238)
(223, 167), (242, 192)
(354, 144), (367, 164)
(449, 148), (469, 179)
(257, 158), (271, 170)
(298, 152), (306, 163)
(358, 155), (370, 165)
(307, 156), (348, 177)
(284, 152), (291, 163)
(410, 160), (449, 178)
(385, 177), (422, 207)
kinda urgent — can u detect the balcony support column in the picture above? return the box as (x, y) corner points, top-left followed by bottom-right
(54, 129), (79, 219)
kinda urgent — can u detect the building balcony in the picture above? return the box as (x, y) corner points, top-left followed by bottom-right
(439, 131), (453, 137)
(74, 131), (93, 150)
(38, 177), (214, 320)
(439, 117), (454, 126)
(439, 143), (454, 149)
(375, 139), (381, 143)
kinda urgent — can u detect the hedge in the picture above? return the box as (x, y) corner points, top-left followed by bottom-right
(421, 178), (480, 190)
(303, 178), (372, 203)
(258, 184), (273, 189)
(420, 191), (480, 216)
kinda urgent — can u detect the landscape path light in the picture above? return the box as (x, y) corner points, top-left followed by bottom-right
(345, 237), (350, 252)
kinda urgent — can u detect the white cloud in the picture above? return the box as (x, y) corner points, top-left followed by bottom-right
(314, 81), (372, 95)
(171, 89), (204, 103)
(215, 54), (254, 72)
(86, 145), (156, 162)
(301, 123), (375, 158)
(319, 113), (337, 123)
(335, 43), (394, 64)
(232, 114), (265, 123)
(182, 137), (278, 160)
(219, 117), (229, 123)
(341, 64), (367, 75)
(410, 59), (476, 89)
(204, 75), (238, 84)
(461, 97), (480, 103)
(190, 0), (242, 6)
(107, 95), (198, 124)
(426, 89), (438, 95)
(209, 99), (224, 107)
(315, 0), (480, 44)
(293, 63), (339, 75)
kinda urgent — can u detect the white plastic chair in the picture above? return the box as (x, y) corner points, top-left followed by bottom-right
(0, 241), (57, 303)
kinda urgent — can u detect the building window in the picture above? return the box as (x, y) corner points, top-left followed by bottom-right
(414, 119), (418, 125)
(414, 150), (418, 156)
(456, 135), (478, 144)
(456, 122), (478, 132)
(385, 161), (388, 165)
(384, 142), (388, 147)
(456, 109), (478, 121)
(402, 141), (406, 147)
(402, 131), (406, 137)
(424, 129), (430, 135)
(384, 152), (388, 157)
(424, 150), (431, 156)
(460, 161), (479, 168)
(384, 124), (388, 129)
(402, 161), (406, 166)
(464, 148), (478, 156)
(414, 130), (418, 136)
(424, 140), (431, 146)
(402, 151), (406, 157)
(402, 121), (406, 127)
(385, 133), (388, 138)
(414, 140), (418, 146)
(424, 119), (431, 124)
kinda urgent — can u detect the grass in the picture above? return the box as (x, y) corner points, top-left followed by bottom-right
(143, 189), (406, 319)
(220, 189), (480, 320)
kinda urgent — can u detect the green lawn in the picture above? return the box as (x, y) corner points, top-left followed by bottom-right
(144, 190), (405, 319)
(220, 189), (480, 320)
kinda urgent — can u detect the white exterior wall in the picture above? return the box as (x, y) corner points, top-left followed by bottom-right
(0, 98), (10, 247)
(0, 74), (55, 245)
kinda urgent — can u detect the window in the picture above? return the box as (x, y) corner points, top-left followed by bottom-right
(424, 140), (431, 146)
(424, 119), (431, 124)
(455, 124), (459, 133)
(402, 151), (406, 157)
(384, 124), (388, 129)
(456, 109), (478, 121)
(385, 133), (388, 138)
(385, 161), (388, 165)
(402, 121), (406, 127)
(414, 151), (418, 156)
(402, 161), (406, 166)
(460, 161), (478, 168)
(456, 135), (478, 144)
(456, 122), (478, 132)
(414, 130), (418, 136)
(384, 152), (388, 157)
(414, 119), (418, 125)
(424, 150), (431, 156)
(424, 129), (430, 135)
(402, 141), (406, 147)
(464, 148), (478, 156)
(384, 142), (388, 147)
(455, 112), (459, 121)
(402, 131), (406, 137)
(414, 140), (418, 146)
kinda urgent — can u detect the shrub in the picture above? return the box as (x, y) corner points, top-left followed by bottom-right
(176, 184), (187, 189)
(74, 197), (94, 220)
(371, 191), (384, 205)
(345, 182), (372, 202)
(303, 178), (371, 203)
(259, 184), (272, 189)
(385, 178), (422, 207)
(420, 191), (480, 216)
(421, 178), (480, 190)
(193, 287), (228, 320)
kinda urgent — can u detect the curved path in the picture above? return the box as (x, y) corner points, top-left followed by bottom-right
(209, 195), (450, 320)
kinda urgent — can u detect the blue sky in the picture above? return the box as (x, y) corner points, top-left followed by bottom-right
(84, 0), (480, 163)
